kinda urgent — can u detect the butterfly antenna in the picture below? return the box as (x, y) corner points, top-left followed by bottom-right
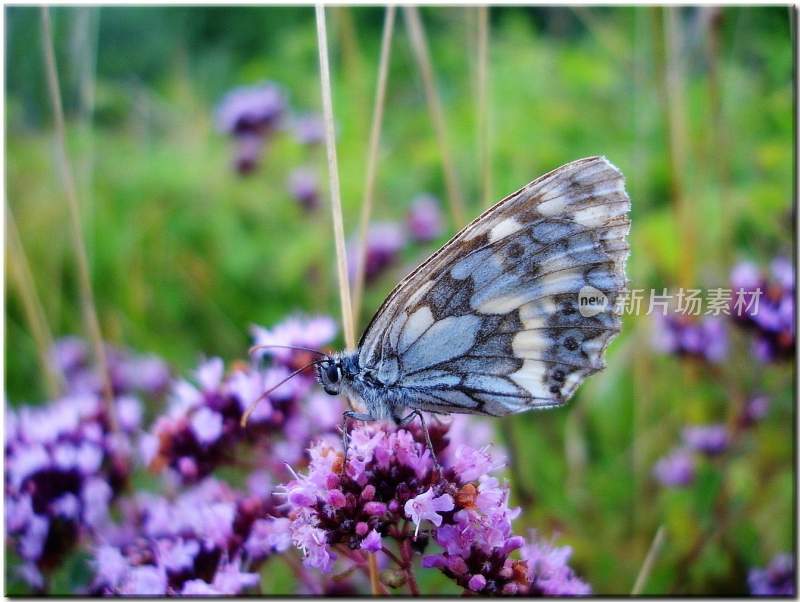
(248, 343), (328, 357)
(240, 360), (321, 428)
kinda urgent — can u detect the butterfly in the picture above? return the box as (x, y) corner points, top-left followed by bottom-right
(245, 156), (630, 461)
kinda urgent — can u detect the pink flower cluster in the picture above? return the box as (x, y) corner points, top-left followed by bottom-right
(279, 420), (590, 595)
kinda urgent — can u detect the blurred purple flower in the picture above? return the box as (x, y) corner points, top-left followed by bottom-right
(48, 337), (171, 399)
(749, 553), (795, 596)
(520, 534), (592, 596)
(347, 222), (407, 285)
(739, 395), (770, 428)
(49, 336), (89, 377)
(652, 314), (728, 363)
(250, 315), (337, 369)
(288, 167), (320, 211)
(189, 407), (224, 446)
(730, 258), (795, 362)
(216, 82), (286, 176)
(682, 424), (729, 456)
(216, 82), (286, 137)
(653, 448), (696, 487)
(90, 478), (273, 595)
(406, 194), (443, 243)
(5, 392), (139, 586)
(231, 133), (264, 175)
(146, 317), (341, 483)
(293, 113), (325, 145)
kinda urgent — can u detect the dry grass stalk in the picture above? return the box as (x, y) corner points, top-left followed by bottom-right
(40, 7), (117, 429)
(6, 204), (63, 398)
(315, 5), (356, 354)
(404, 6), (466, 228)
(352, 6), (396, 332)
(477, 6), (491, 208)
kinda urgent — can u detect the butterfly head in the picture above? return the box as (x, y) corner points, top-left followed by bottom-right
(315, 356), (343, 395)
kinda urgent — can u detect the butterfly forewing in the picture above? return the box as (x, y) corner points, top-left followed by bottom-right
(358, 156), (630, 417)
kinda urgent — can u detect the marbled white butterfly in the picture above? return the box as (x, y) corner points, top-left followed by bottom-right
(246, 156), (630, 459)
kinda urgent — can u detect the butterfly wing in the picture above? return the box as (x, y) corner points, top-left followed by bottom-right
(358, 156), (630, 416)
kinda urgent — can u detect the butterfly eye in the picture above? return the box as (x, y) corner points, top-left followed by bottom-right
(325, 363), (340, 383)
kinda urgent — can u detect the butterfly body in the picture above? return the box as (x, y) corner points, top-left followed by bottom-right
(316, 156), (631, 426)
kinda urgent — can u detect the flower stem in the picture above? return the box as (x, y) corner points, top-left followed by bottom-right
(381, 545), (404, 567)
(367, 552), (386, 595)
(401, 538), (420, 596)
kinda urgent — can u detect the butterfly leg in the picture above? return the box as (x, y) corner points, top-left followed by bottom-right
(341, 410), (376, 473)
(397, 409), (442, 476)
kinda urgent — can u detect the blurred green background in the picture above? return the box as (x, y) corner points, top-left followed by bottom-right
(5, 6), (794, 595)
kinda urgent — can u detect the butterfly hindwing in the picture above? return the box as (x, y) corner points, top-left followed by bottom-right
(358, 156), (630, 416)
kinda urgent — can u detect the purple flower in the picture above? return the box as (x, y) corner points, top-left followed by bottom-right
(521, 534), (592, 596)
(288, 167), (320, 211)
(250, 315), (337, 368)
(653, 448), (696, 487)
(279, 422), (452, 573)
(181, 580), (222, 595)
(682, 424), (729, 456)
(246, 517), (292, 558)
(114, 355), (171, 397)
(449, 443), (505, 483)
(146, 318), (341, 483)
(360, 529), (383, 553)
(209, 559), (260, 594)
(740, 395), (770, 427)
(730, 259), (795, 362)
(749, 553), (795, 596)
(216, 82), (286, 137)
(49, 336), (88, 376)
(771, 257), (794, 290)
(215, 82), (286, 175)
(406, 194), (443, 242)
(404, 488), (454, 537)
(117, 566), (167, 596)
(92, 545), (129, 590)
(652, 314), (728, 363)
(5, 390), (137, 581)
(89, 478), (274, 595)
(468, 573), (487, 591)
(347, 222), (407, 284)
(190, 407), (224, 445)
(731, 261), (761, 291)
(231, 133), (264, 175)
(293, 113), (325, 145)
(48, 337), (171, 399)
